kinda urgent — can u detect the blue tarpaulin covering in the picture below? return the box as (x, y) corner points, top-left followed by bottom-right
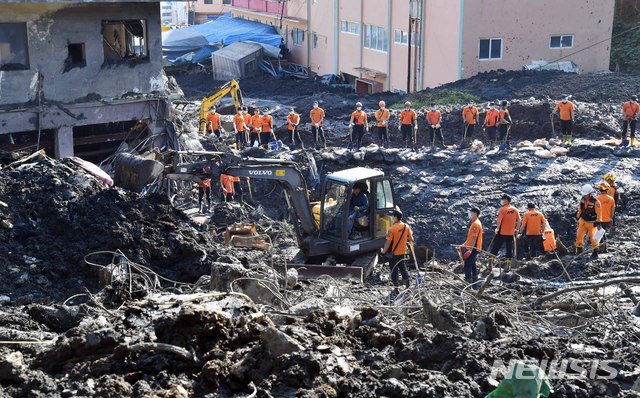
(162, 13), (281, 66)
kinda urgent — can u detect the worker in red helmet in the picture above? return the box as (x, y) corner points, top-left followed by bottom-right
(375, 100), (391, 148)
(458, 207), (483, 287)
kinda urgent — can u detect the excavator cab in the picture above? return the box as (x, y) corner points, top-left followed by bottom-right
(318, 167), (397, 257)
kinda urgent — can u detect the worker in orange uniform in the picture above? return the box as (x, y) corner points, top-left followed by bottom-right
(400, 101), (418, 150)
(287, 107), (303, 149)
(498, 100), (513, 148)
(310, 100), (327, 148)
(462, 100), (479, 147)
(426, 104), (445, 148)
(597, 181), (615, 253)
(576, 184), (602, 259)
(483, 102), (501, 149)
(231, 175), (244, 203)
(205, 106), (222, 142)
(260, 106), (273, 149)
(380, 209), (413, 296)
(458, 207), (483, 286)
(242, 107), (251, 144)
(196, 177), (211, 213)
(375, 100), (391, 148)
(621, 95), (639, 146)
(233, 107), (247, 149)
(603, 172), (623, 224)
(349, 102), (368, 149)
(490, 194), (521, 271)
(519, 203), (547, 260)
(249, 108), (262, 148)
(552, 95), (575, 143)
(219, 173), (235, 202)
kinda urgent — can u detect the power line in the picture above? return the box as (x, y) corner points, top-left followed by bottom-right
(544, 22), (640, 66)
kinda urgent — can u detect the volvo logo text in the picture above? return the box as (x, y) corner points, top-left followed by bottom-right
(248, 170), (273, 176)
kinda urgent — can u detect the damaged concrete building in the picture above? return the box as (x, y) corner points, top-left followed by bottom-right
(0, 0), (184, 161)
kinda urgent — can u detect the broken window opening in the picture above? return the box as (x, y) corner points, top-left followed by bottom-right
(0, 22), (30, 71)
(72, 120), (149, 164)
(64, 43), (86, 72)
(0, 130), (54, 155)
(102, 20), (148, 64)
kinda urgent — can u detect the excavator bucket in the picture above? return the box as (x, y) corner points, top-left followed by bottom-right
(113, 153), (164, 192)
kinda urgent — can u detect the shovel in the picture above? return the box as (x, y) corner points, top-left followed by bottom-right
(550, 113), (556, 138)
(409, 242), (423, 286)
(459, 123), (469, 148)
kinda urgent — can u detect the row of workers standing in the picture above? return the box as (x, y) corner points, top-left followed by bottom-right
(457, 172), (623, 288)
(204, 102), (328, 150)
(204, 95), (640, 151)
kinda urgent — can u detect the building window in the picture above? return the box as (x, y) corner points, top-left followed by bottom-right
(223, 0), (231, 4)
(394, 29), (408, 45)
(204, 0), (213, 4)
(550, 35), (573, 49)
(364, 24), (388, 52)
(162, 12), (172, 17)
(102, 20), (149, 63)
(64, 43), (86, 71)
(340, 20), (360, 35)
(0, 23), (30, 71)
(292, 27), (304, 46)
(478, 38), (502, 60)
(313, 32), (318, 48)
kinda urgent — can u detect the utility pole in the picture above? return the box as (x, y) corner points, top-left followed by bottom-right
(406, 18), (412, 93)
(407, 0), (419, 93)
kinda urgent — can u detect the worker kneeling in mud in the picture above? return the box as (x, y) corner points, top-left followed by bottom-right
(542, 222), (557, 256)
(575, 184), (603, 259)
(381, 209), (413, 296)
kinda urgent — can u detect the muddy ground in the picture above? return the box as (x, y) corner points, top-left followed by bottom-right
(1, 71), (640, 397)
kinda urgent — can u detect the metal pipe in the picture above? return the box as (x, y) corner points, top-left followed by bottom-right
(417, 0), (425, 90)
(359, 0), (363, 77)
(307, 0), (311, 77)
(458, 0), (465, 79)
(334, 0), (339, 75)
(407, 17), (412, 92)
(386, 0), (391, 91)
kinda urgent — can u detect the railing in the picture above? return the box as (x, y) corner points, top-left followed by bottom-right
(232, 0), (286, 15)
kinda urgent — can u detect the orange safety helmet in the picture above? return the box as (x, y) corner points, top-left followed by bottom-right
(603, 172), (616, 183)
(598, 181), (611, 192)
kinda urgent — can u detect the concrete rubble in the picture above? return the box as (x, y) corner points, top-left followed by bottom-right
(1, 70), (640, 397)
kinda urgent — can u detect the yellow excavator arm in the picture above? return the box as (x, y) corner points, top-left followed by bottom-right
(199, 79), (244, 132)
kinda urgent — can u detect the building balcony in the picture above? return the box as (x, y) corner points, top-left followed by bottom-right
(232, 0), (286, 15)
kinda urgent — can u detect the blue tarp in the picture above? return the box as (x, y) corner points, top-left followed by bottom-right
(162, 13), (282, 66)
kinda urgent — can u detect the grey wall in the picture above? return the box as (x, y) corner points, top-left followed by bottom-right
(0, 2), (165, 106)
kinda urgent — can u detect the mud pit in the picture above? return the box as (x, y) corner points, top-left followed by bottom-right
(2, 71), (640, 397)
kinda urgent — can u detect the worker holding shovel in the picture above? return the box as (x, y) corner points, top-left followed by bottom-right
(461, 101), (479, 148)
(287, 107), (303, 149)
(458, 207), (483, 288)
(498, 100), (513, 149)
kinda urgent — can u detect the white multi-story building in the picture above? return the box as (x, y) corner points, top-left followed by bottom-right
(160, 1), (191, 26)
